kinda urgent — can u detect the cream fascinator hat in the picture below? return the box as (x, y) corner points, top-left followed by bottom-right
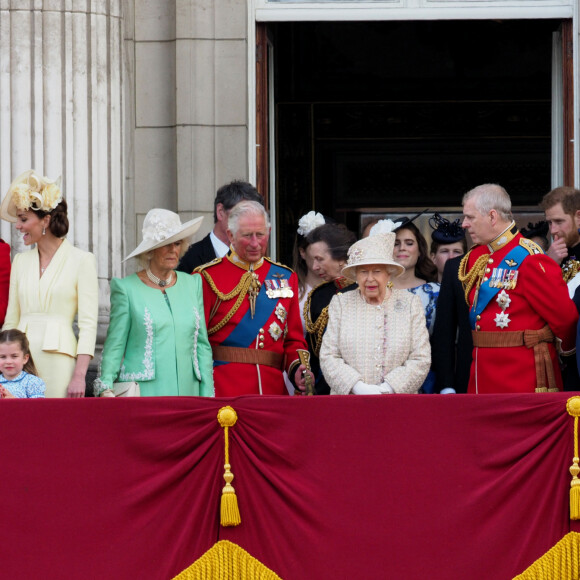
(124, 208), (203, 262)
(1, 169), (63, 222)
(342, 219), (405, 280)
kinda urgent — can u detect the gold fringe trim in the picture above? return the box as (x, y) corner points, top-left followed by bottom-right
(512, 532), (580, 579)
(172, 540), (282, 580)
(458, 250), (490, 306)
(218, 406), (241, 527)
(567, 397), (580, 520)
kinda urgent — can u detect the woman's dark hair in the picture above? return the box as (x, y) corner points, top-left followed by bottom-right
(0, 329), (39, 376)
(430, 237), (468, 255)
(305, 223), (357, 263)
(35, 199), (69, 238)
(396, 223), (438, 283)
(292, 232), (310, 297)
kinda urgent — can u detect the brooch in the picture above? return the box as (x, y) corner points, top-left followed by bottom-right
(275, 304), (288, 323)
(494, 311), (511, 329)
(496, 289), (511, 311)
(269, 322), (282, 341)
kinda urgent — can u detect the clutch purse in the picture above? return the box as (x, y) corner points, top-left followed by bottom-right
(112, 381), (140, 397)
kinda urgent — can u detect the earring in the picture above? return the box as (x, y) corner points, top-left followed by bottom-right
(42, 227), (46, 236)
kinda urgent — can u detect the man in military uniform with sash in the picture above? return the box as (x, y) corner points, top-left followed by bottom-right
(459, 184), (578, 394)
(196, 200), (313, 396)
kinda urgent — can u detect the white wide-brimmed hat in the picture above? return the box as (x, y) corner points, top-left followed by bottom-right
(342, 232), (405, 280)
(124, 208), (203, 262)
(1, 169), (63, 222)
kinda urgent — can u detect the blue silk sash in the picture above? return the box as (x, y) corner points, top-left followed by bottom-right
(469, 244), (529, 329)
(221, 261), (289, 349)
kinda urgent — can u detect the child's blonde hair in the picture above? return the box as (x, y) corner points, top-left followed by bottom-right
(0, 329), (39, 376)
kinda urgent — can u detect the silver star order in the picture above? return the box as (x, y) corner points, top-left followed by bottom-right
(494, 311), (511, 329)
(496, 289), (511, 311)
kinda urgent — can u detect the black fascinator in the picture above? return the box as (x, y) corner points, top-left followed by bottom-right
(520, 220), (549, 239)
(394, 209), (429, 230)
(429, 213), (465, 244)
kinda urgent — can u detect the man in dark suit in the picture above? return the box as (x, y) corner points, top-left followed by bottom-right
(177, 180), (264, 273)
(431, 255), (472, 394)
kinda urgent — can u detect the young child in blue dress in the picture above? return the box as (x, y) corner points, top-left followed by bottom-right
(0, 329), (45, 398)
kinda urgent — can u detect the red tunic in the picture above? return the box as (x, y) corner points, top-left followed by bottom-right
(197, 254), (307, 396)
(0, 240), (11, 326)
(464, 232), (578, 393)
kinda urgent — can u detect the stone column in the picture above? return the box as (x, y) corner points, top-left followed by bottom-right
(0, 0), (125, 342)
(174, 0), (249, 233)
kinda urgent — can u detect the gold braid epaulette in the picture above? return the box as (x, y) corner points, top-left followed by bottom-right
(264, 256), (295, 273)
(458, 249), (490, 306)
(303, 286), (330, 357)
(199, 268), (255, 335)
(562, 259), (580, 284)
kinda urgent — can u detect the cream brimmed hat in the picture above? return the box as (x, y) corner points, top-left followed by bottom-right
(1, 169), (63, 222)
(342, 232), (405, 280)
(124, 208), (203, 262)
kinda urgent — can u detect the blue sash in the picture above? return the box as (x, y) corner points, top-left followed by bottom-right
(469, 244), (529, 329)
(220, 262), (289, 349)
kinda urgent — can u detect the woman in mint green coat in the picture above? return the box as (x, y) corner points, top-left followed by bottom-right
(94, 209), (214, 397)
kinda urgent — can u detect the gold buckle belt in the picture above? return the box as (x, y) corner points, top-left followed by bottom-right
(211, 345), (284, 370)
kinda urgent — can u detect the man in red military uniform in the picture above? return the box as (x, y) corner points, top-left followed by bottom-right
(459, 183), (578, 394)
(196, 200), (313, 396)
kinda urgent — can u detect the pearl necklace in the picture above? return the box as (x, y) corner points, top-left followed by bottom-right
(146, 267), (173, 287)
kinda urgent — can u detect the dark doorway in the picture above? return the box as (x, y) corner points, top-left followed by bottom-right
(270, 19), (562, 263)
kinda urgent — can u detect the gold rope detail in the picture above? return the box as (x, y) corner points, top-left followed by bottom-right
(303, 282), (332, 357)
(217, 406), (241, 527)
(458, 251), (490, 306)
(307, 306), (329, 358)
(567, 397), (580, 520)
(171, 540), (282, 579)
(563, 259), (580, 284)
(201, 269), (254, 335)
(512, 532), (580, 579)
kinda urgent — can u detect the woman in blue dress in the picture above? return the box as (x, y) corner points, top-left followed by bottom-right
(393, 222), (439, 333)
(392, 221), (439, 393)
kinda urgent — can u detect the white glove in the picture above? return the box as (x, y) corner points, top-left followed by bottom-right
(440, 388), (457, 395)
(352, 381), (382, 395)
(378, 381), (394, 394)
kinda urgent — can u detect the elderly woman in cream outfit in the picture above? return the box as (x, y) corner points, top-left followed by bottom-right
(1, 170), (98, 398)
(320, 227), (431, 394)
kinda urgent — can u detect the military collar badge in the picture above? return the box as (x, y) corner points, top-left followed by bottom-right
(488, 222), (517, 252)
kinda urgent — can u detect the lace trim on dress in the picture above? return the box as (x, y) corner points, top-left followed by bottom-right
(192, 306), (201, 381)
(119, 307), (155, 381)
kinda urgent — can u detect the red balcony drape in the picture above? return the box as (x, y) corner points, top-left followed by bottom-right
(0, 394), (577, 579)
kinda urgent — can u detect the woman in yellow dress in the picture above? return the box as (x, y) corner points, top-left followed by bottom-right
(0, 170), (98, 398)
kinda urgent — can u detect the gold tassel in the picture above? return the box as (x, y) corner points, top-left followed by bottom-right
(566, 397), (580, 520)
(217, 406), (241, 527)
